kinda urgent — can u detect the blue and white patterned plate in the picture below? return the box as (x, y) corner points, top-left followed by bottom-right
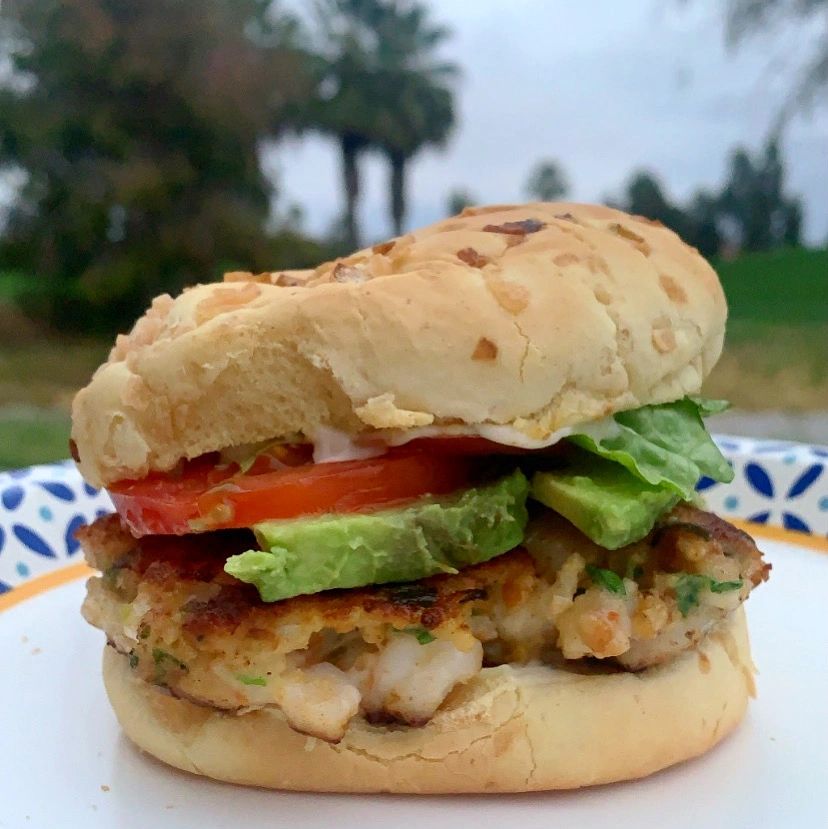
(701, 435), (827, 537)
(0, 460), (112, 593)
(0, 436), (826, 592)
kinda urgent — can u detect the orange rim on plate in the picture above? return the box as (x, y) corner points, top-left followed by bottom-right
(0, 522), (825, 615)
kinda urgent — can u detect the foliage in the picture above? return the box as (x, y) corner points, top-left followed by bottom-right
(0, 270), (30, 302)
(0, 0), (323, 334)
(446, 188), (476, 216)
(717, 141), (803, 250)
(306, 0), (457, 246)
(721, 0), (828, 116)
(525, 160), (569, 202)
(615, 139), (802, 256)
(620, 170), (707, 247)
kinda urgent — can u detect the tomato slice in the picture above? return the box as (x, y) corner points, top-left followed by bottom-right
(109, 451), (473, 537)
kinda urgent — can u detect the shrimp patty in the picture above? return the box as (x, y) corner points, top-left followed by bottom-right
(80, 506), (768, 741)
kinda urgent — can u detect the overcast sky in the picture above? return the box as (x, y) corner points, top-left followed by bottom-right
(274, 0), (828, 245)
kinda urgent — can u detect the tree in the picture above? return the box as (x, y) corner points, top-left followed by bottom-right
(616, 139), (802, 257)
(715, 0), (828, 118)
(0, 0), (318, 332)
(685, 192), (723, 259)
(781, 200), (803, 246)
(309, 0), (457, 243)
(616, 170), (722, 257)
(446, 188), (476, 216)
(623, 172), (727, 257)
(623, 171), (687, 231)
(380, 74), (455, 237)
(304, 0), (383, 250)
(525, 160), (569, 202)
(718, 139), (803, 250)
(370, 2), (457, 236)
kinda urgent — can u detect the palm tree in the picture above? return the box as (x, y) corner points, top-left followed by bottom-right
(382, 77), (455, 235)
(446, 187), (476, 217)
(309, 1), (457, 244)
(718, 0), (828, 119)
(307, 0), (385, 250)
(368, 2), (458, 235)
(525, 160), (569, 202)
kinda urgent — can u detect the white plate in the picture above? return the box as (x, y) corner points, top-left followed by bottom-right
(1, 530), (826, 829)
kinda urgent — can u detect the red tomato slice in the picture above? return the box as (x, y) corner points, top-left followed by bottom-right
(109, 451), (473, 537)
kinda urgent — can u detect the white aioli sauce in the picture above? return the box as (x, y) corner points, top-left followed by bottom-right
(310, 421), (596, 464)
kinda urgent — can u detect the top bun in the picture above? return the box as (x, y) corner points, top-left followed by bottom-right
(72, 203), (727, 487)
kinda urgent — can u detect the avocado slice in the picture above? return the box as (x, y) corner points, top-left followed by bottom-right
(531, 457), (678, 550)
(224, 470), (529, 602)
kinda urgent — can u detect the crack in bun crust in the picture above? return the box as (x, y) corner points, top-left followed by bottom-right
(72, 202), (727, 486)
(102, 608), (753, 793)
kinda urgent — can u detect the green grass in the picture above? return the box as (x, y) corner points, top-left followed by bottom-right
(704, 323), (828, 410)
(0, 407), (71, 469)
(0, 270), (32, 301)
(704, 247), (828, 409)
(0, 336), (107, 471)
(715, 247), (827, 328)
(0, 339), (108, 408)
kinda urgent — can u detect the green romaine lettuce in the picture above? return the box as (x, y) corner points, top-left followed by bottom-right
(569, 397), (733, 500)
(531, 397), (732, 548)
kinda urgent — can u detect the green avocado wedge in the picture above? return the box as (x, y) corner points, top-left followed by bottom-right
(531, 455), (680, 550)
(529, 396), (734, 549)
(224, 470), (529, 602)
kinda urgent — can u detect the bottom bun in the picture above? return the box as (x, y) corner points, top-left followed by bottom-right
(103, 608), (755, 793)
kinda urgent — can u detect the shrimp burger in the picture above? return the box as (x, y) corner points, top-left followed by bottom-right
(72, 203), (769, 793)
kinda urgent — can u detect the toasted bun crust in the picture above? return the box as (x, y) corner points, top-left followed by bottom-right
(103, 609), (753, 793)
(73, 203), (726, 486)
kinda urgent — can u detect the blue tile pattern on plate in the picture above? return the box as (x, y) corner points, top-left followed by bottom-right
(0, 436), (826, 591)
(12, 524), (56, 558)
(0, 460), (113, 589)
(745, 463), (774, 497)
(700, 435), (828, 541)
(36, 481), (76, 501)
(1, 485), (24, 511)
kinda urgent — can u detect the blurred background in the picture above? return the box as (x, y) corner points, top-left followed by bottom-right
(0, 0), (826, 469)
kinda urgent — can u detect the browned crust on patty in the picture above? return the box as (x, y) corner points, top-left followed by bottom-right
(78, 514), (537, 637)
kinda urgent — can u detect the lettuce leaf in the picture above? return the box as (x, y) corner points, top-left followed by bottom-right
(569, 397), (733, 500)
(688, 396), (730, 417)
(530, 397), (732, 548)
